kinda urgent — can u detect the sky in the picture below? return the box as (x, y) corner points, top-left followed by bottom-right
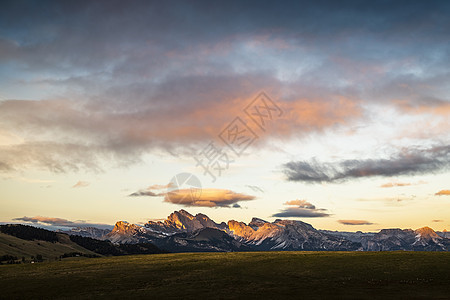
(0, 0), (449, 232)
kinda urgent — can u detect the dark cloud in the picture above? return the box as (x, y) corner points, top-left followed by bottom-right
(283, 145), (450, 183)
(129, 190), (162, 197)
(13, 216), (113, 230)
(272, 207), (330, 218)
(2, 1), (449, 69)
(1, 0), (449, 90)
(272, 200), (329, 218)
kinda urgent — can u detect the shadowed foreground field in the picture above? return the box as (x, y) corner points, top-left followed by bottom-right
(1, 251), (449, 299)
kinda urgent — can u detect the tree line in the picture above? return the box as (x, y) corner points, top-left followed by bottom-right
(0, 224), (58, 242)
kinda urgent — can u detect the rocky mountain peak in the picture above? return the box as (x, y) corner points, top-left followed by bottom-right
(164, 210), (203, 232)
(112, 221), (141, 234)
(249, 217), (268, 229)
(178, 209), (194, 217)
(195, 213), (219, 228)
(168, 209), (194, 221)
(415, 226), (440, 238)
(274, 219), (314, 229)
(228, 220), (255, 239)
(414, 227), (442, 247)
(378, 228), (414, 236)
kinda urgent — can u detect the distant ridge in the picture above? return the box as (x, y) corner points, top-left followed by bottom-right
(99, 210), (450, 252)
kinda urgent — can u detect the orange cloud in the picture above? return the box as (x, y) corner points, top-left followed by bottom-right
(284, 96), (361, 130)
(0, 92), (362, 173)
(393, 99), (450, 116)
(148, 183), (173, 190)
(380, 182), (410, 188)
(164, 188), (255, 208)
(435, 190), (450, 196)
(380, 181), (427, 188)
(338, 220), (373, 225)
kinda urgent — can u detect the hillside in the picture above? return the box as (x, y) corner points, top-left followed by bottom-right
(0, 224), (164, 263)
(0, 232), (98, 262)
(0, 252), (449, 299)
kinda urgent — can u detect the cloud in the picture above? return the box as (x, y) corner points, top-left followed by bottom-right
(380, 182), (411, 188)
(148, 183), (173, 190)
(128, 183), (173, 197)
(272, 207), (330, 218)
(13, 216), (112, 230)
(338, 220), (373, 225)
(164, 188), (255, 208)
(283, 145), (450, 183)
(0, 1), (449, 175)
(432, 219), (444, 223)
(0, 93), (361, 173)
(0, 161), (13, 172)
(394, 98), (450, 117)
(272, 200), (329, 218)
(357, 195), (415, 204)
(435, 190), (450, 196)
(129, 190), (163, 197)
(0, 141), (131, 173)
(72, 181), (90, 188)
(283, 199), (316, 209)
(380, 181), (427, 188)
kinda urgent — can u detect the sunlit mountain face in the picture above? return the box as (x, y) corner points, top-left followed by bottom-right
(0, 1), (449, 233)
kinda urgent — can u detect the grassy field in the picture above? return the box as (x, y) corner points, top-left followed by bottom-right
(0, 251), (449, 299)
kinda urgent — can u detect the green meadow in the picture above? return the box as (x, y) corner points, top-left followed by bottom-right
(1, 251), (449, 299)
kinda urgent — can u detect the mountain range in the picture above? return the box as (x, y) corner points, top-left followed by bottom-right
(63, 209), (450, 252)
